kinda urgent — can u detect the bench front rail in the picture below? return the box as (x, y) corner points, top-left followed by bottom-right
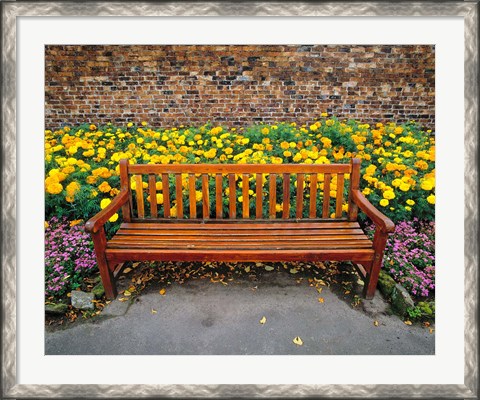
(86, 158), (394, 300)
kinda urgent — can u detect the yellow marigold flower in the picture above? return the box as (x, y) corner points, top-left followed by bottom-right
(100, 198), (111, 209)
(309, 124), (318, 131)
(108, 213), (119, 223)
(392, 179), (402, 188)
(427, 194), (435, 204)
(399, 183), (410, 192)
(127, 122), (133, 128)
(89, 124), (96, 131)
(66, 181), (81, 197)
(406, 199), (415, 206)
(141, 121), (147, 126)
(405, 206), (412, 211)
(283, 150), (292, 157)
(326, 119), (334, 126)
(46, 182), (63, 195)
(293, 153), (302, 162)
(261, 127), (269, 135)
(383, 190), (395, 200)
(379, 199), (389, 207)
(385, 163), (396, 171)
(86, 175), (98, 184)
(137, 137), (144, 144)
(69, 219), (83, 227)
(280, 141), (290, 150)
(362, 188), (372, 195)
(421, 180), (433, 191)
(68, 146), (78, 155)
(98, 181), (112, 193)
(156, 193), (164, 204)
(275, 203), (283, 213)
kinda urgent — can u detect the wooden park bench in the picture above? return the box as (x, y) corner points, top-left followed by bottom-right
(85, 158), (394, 300)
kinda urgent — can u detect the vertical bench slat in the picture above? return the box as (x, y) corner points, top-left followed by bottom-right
(228, 173), (236, 219)
(175, 173), (183, 218)
(309, 173), (318, 218)
(202, 174), (210, 219)
(134, 175), (145, 218)
(255, 173), (263, 219)
(189, 173), (197, 218)
(269, 173), (277, 218)
(282, 173), (290, 219)
(242, 174), (249, 218)
(322, 173), (331, 218)
(162, 173), (170, 218)
(296, 173), (304, 219)
(215, 173), (223, 219)
(119, 159), (132, 222)
(348, 158), (360, 221)
(335, 173), (345, 218)
(148, 174), (157, 218)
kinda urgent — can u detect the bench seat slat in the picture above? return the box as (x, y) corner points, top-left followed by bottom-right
(108, 243), (373, 251)
(110, 234), (370, 243)
(119, 221), (361, 230)
(107, 220), (373, 256)
(106, 248), (375, 263)
(115, 228), (366, 237)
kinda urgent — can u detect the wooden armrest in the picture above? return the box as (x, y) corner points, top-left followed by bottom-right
(85, 190), (129, 234)
(351, 190), (395, 233)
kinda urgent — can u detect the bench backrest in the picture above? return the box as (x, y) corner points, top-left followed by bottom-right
(118, 158), (361, 222)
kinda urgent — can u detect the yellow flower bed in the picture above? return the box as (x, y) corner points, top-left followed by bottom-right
(45, 116), (435, 223)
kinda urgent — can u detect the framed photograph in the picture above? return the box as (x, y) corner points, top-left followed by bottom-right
(2, 1), (477, 398)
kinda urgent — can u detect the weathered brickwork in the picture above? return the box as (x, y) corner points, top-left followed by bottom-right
(45, 45), (435, 130)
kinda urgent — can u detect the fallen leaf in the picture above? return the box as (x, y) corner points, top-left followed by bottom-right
(255, 263), (263, 267)
(318, 297), (325, 303)
(151, 308), (157, 314)
(316, 287), (323, 294)
(123, 290), (131, 296)
(314, 278), (326, 286)
(159, 288), (166, 295)
(259, 316), (267, 325)
(132, 262), (140, 268)
(264, 266), (274, 271)
(429, 328), (435, 334)
(245, 266), (251, 273)
(293, 336), (303, 346)
(289, 268), (298, 274)
(404, 320), (412, 325)
(374, 320), (379, 327)
(123, 267), (132, 274)
(344, 290), (351, 295)
(422, 321), (431, 328)
(67, 293), (72, 298)
(118, 297), (128, 302)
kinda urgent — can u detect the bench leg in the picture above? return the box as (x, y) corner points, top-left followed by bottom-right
(363, 229), (388, 300)
(364, 256), (381, 299)
(91, 227), (117, 300)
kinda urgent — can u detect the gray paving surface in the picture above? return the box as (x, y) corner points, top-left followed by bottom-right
(45, 272), (434, 355)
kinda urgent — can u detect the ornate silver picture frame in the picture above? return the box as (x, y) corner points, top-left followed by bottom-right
(2, 2), (477, 398)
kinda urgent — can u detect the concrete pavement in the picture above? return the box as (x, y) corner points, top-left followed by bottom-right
(45, 270), (434, 355)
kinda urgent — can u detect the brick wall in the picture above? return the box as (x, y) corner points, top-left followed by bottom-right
(45, 45), (435, 130)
